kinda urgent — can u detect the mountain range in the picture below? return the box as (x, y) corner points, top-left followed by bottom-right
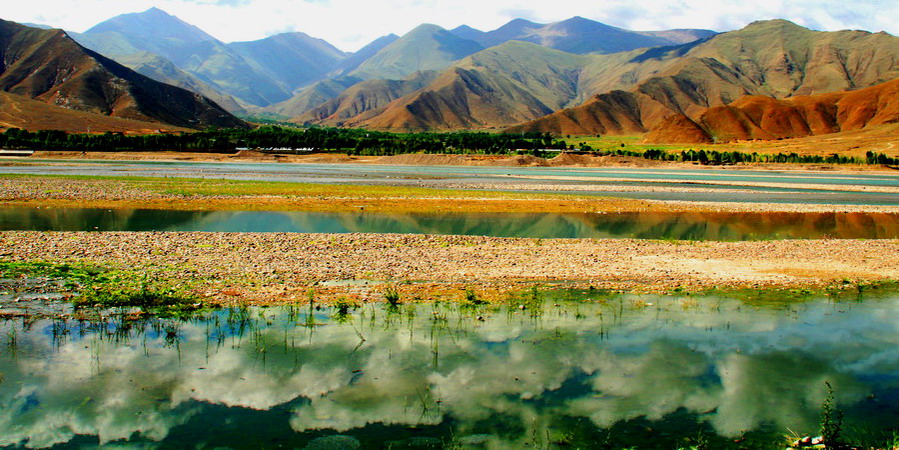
(1, 8), (897, 143)
(64, 8), (716, 113)
(505, 20), (899, 138)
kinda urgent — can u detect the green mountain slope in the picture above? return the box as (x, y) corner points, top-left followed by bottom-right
(72, 8), (350, 108)
(229, 32), (346, 92)
(109, 51), (246, 114)
(350, 24), (483, 80)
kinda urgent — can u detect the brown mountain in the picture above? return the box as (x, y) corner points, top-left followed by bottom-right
(508, 20), (899, 135)
(294, 71), (439, 126)
(347, 19), (896, 133)
(0, 91), (190, 133)
(0, 19), (246, 129)
(644, 78), (899, 143)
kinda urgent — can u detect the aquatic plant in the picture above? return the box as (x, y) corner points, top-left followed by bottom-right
(332, 297), (358, 321)
(384, 285), (401, 307)
(75, 273), (199, 315)
(463, 288), (486, 306)
(0, 260), (202, 316)
(820, 382), (844, 449)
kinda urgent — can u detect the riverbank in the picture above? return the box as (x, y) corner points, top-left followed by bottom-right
(3, 174), (899, 214)
(18, 150), (899, 172)
(2, 231), (896, 305)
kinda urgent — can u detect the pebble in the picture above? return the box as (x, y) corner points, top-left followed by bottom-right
(1, 231), (896, 305)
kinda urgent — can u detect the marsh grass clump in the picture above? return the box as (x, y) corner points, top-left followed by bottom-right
(820, 382), (844, 449)
(463, 288), (487, 306)
(384, 285), (401, 307)
(74, 273), (198, 315)
(0, 260), (103, 287)
(332, 297), (359, 321)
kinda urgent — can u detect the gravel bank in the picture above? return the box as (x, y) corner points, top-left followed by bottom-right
(4, 175), (899, 214)
(2, 231), (896, 304)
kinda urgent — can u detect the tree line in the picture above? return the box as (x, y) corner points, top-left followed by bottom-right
(0, 127), (566, 155)
(1, 126), (895, 166)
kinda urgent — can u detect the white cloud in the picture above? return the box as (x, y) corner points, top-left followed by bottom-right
(2, 297), (899, 446)
(2, 0), (896, 52)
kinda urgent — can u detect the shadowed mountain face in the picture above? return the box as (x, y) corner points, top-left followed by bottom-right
(644, 78), (899, 143)
(110, 51), (246, 115)
(0, 19), (246, 129)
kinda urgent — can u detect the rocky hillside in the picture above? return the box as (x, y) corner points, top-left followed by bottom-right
(644, 78), (899, 143)
(507, 20), (899, 135)
(0, 19), (246, 129)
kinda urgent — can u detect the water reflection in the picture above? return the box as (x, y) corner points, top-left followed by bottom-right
(3, 207), (899, 240)
(2, 294), (898, 448)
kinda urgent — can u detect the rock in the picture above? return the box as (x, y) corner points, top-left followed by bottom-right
(457, 434), (493, 446)
(384, 437), (442, 448)
(304, 435), (361, 450)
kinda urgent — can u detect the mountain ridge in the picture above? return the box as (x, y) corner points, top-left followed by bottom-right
(0, 19), (246, 129)
(644, 78), (899, 143)
(503, 20), (899, 136)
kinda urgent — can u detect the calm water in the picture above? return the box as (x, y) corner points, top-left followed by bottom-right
(2, 291), (899, 448)
(3, 207), (899, 240)
(4, 159), (899, 205)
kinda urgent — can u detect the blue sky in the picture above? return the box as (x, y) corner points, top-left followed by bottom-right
(6, 0), (898, 51)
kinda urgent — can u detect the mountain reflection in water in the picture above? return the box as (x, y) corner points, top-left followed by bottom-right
(3, 207), (899, 240)
(2, 292), (899, 448)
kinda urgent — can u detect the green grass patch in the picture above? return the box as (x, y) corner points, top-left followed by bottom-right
(680, 280), (899, 306)
(0, 260), (201, 316)
(1, 173), (597, 202)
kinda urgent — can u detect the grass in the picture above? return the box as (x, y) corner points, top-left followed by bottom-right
(0, 260), (202, 316)
(1, 173), (658, 214)
(3, 173), (581, 200)
(559, 128), (899, 160)
(383, 285), (401, 307)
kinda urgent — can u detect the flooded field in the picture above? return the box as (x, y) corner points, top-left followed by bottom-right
(4, 207), (899, 240)
(2, 290), (899, 448)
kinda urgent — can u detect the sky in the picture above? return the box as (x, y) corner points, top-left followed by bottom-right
(5, 0), (898, 52)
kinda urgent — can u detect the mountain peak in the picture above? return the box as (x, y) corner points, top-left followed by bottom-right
(408, 23), (447, 34)
(143, 7), (170, 16)
(743, 19), (807, 31)
(85, 7), (219, 45)
(503, 18), (542, 27)
(0, 19), (245, 129)
(350, 22), (482, 80)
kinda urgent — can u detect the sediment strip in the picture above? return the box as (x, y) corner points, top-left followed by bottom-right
(2, 231), (896, 304)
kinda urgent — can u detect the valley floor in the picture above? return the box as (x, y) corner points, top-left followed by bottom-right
(1, 174), (898, 305)
(23, 149), (899, 172)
